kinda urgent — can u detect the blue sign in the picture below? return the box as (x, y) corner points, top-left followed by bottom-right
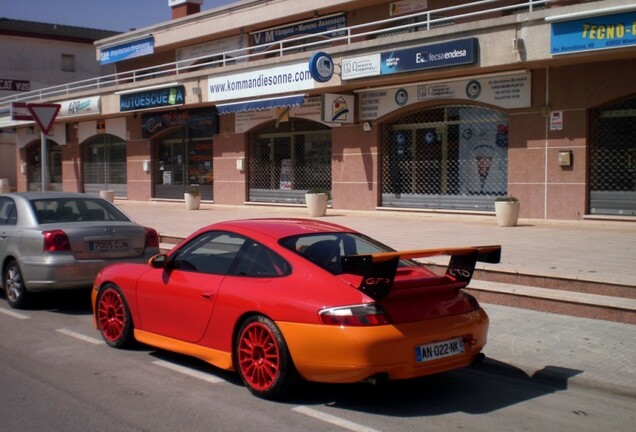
(100, 36), (155, 65)
(120, 86), (185, 112)
(308, 51), (334, 83)
(380, 38), (477, 76)
(551, 12), (636, 54)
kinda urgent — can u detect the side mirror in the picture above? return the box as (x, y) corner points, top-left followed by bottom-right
(149, 254), (168, 268)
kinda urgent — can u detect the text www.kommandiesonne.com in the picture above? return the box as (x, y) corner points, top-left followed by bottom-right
(210, 70), (312, 94)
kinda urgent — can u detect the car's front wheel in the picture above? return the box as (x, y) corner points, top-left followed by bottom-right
(235, 315), (299, 399)
(95, 284), (134, 348)
(3, 260), (30, 309)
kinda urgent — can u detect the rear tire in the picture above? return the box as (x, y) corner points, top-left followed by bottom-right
(95, 284), (134, 348)
(235, 315), (299, 399)
(3, 260), (30, 309)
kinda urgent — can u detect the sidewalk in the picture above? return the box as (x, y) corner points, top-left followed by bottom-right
(116, 200), (636, 396)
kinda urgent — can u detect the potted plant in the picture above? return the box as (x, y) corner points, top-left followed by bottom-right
(184, 185), (201, 210)
(304, 188), (330, 217)
(494, 195), (520, 227)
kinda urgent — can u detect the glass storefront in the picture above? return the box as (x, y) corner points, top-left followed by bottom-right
(153, 128), (213, 200)
(248, 118), (331, 204)
(82, 134), (127, 197)
(381, 105), (508, 211)
(589, 97), (636, 216)
(26, 140), (62, 191)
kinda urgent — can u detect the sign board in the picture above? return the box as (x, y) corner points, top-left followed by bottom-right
(10, 102), (32, 121)
(27, 103), (61, 135)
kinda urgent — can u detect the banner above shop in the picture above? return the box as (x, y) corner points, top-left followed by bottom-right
(250, 13), (347, 52)
(100, 36), (155, 65)
(358, 71), (531, 120)
(57, 96), (101, 119)
(342, 38), (478, 80)
(234, 96), (327, 133)
(550, 11), (636, 55)
(120, 85), (185, 112)
(141, 107), (218, 139)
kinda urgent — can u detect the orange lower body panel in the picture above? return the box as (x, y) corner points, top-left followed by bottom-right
(277, 308), (489, 383)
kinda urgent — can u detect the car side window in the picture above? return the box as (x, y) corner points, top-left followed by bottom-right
(0, 198), (17, 226)
(231, 240), (291, 278)
(171, 231), (245, 275)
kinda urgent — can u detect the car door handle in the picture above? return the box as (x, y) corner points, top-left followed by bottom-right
(201, 291), (214, 300)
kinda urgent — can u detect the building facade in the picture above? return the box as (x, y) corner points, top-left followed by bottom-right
(0, 18), (119, 192)
(1, 0), (635, 221)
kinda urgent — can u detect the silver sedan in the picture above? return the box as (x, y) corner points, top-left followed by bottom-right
(0, 192), (160, 309)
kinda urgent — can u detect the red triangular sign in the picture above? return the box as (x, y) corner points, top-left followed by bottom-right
(27, 103), (61, 135)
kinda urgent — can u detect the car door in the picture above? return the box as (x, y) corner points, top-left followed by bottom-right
(135, 231), (245, 343)
(0, 197), (18, 261)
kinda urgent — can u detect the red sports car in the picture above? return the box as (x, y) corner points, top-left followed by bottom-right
(92, 218), (500, 399)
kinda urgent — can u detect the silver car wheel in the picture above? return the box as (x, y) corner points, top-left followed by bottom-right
(4, 261), (28, 309)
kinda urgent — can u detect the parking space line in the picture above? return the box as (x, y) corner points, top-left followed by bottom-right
(152, 360), (225, 384)
(292, 406), (382, 432)
(56, 328), (104, 345)
(0, 308), (30, 320)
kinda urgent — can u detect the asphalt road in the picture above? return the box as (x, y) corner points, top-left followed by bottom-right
(0, 291), (633, 432)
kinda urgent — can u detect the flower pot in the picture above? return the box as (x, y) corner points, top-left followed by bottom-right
(184, 192), (201, 210)
(495, 201), (520, 227)
(305, 193), (328, 217)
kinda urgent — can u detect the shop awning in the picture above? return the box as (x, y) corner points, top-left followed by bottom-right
(216, 94), (305, 114)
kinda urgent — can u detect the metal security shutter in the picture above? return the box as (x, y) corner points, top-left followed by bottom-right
(248, 119), (331, 204)
(83, 134), (127, 198)
(590, 97), (636, 216)
(381, 105), (508, 211)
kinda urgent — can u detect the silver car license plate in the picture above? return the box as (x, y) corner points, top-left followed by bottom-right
(88, 239), (130, 253)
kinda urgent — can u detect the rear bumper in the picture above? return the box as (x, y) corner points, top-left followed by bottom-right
(19, 251), (157, 291)
(277, 308), (489, 384)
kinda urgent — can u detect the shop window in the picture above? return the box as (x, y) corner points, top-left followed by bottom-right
(589, 97), (636, 216)
(248, 119), (331, 204)
(381, 105), (508, 211)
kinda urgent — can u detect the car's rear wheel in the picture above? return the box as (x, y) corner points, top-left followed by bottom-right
(96, 284), (134, 348)
(3, 260), (30, 309)
(235, 315), (299, 399)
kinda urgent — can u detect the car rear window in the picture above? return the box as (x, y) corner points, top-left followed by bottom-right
(32, 198), (130, 223)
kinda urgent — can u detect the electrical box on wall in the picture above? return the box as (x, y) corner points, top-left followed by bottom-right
(236, 158), (245, 171)
(558, 150), (572, 167)
(142, 160), (150, 172)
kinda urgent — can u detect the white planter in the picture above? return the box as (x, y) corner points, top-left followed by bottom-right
(99, 190), (115, 203)
(184, 192), (201, 210)
(495, 201), (520, 227)
(305, 193), (328, 217)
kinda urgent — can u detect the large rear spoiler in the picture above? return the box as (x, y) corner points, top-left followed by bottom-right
(341, 245), (501, 300)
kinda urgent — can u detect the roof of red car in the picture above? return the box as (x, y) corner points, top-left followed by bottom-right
(211, 218), (355, 239)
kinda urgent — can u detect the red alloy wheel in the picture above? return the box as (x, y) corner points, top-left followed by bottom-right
(97, 287), (126, 343)
(237, 321), (281, 392)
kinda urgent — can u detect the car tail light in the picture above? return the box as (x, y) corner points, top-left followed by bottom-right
(42, 230), (71, 252)
(319, 303), (392, 326)
(144, 227), (159, 248)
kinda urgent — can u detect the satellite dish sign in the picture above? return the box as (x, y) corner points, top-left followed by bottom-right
(308, 51), (334, 83)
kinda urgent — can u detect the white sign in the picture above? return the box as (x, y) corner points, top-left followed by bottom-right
(208, 62), (316, 102)
(322, 94), (355, 124)
(359, 72), (531, 120)
(550, 111), (563, 131)
(341, 53), (381, 80)
(58, 96), (101, 119)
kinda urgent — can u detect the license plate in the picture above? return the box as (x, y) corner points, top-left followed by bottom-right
(415, 337), (465, 363)
(88, 239), (130, 253)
